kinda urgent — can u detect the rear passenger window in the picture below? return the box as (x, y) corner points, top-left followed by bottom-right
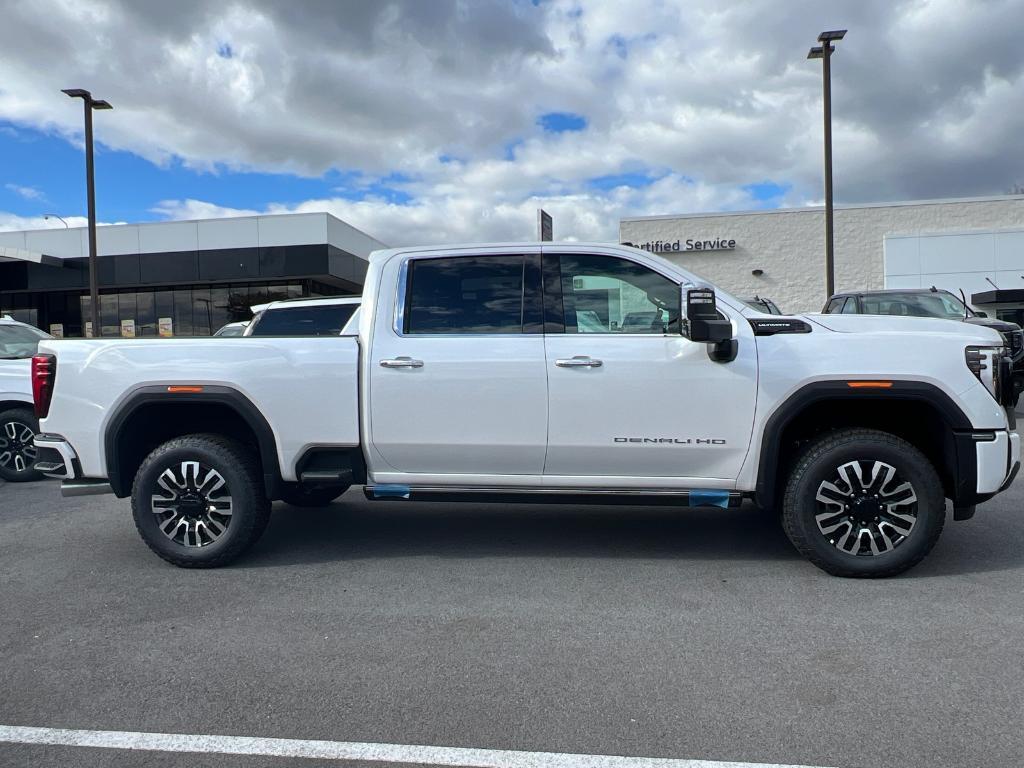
(405, 256), (524, 334)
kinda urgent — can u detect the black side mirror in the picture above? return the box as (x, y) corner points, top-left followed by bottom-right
(974, 310), (989, 318)
(683, 287), (737, 363)
(683, 287), (733, 343)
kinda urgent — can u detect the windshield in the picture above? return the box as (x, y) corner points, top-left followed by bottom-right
(0, 324), (50, 359)
(743, 298), (782, 315)
(860, 291), (974, 320)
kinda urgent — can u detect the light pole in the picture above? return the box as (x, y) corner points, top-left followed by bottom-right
(43, 213), (69, 228)
(808, 29), (846, 300)
(62, 88), (112, 337)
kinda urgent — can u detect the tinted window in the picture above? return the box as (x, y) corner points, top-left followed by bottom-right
(860, 292), (968, 320)
(840, 297), (859, 314)
(0, 324), (50, 358)
(824, 298), (844, 313)
(249, 304), (358, 337)
(405, 256), (524, 334)
(557, 254), (680, 334)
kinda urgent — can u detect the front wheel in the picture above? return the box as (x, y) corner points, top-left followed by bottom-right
(0, 407), (42, 482)
(782, 428), (945, 578)
(131, 434), (271, 568)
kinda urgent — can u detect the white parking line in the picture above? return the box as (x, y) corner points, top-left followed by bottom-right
(0, 725), (835, 768)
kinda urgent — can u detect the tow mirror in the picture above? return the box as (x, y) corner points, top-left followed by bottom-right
(684, 287), (732, 343)
(683, 287), (737, 362)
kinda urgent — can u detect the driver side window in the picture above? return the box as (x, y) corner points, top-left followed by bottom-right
(557, 254), (681, 334)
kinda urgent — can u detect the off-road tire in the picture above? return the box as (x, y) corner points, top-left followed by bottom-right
(0, 407), (42, 482)
(782, 428), (945, 578)
(131, 434), (271, 568)
(278, 484), (349, 507)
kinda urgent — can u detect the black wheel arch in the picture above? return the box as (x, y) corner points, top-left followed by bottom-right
(104, 385), (283, 499)
(754, 380), (986, 512)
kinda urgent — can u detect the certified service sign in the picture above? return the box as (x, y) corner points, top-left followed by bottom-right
(625, 238), (737, 253)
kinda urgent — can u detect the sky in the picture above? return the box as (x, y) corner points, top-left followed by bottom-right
(0, 0), (1023, 245)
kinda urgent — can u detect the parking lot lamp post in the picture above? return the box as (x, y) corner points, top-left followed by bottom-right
(808, 30), (846, 300)
(62, 89), (112, 336)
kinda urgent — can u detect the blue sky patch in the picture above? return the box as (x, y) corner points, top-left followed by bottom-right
(743, 181), (790, 203)
(0, 122), (410, 222)
(216, 42), (233, 59)
(588, 171), (659, 191)
(538, 112), (587, 133)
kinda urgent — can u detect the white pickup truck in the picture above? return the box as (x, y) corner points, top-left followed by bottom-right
(32, 243), (1020, 577)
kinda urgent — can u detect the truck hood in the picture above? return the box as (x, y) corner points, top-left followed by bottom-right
(964, 316), (1021, 334)
(803, 313), (1004, 344)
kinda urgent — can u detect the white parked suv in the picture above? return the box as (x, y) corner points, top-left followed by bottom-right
(0, 315), (51, 482)
(245, 296), (361, 337)
(30, 243), (1020, 576)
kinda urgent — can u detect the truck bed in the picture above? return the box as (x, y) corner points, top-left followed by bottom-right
(38, 336), (360, 482)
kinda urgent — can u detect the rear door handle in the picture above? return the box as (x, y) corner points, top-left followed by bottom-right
(555, 356), (603, 368)
(380, 357), (424, 368)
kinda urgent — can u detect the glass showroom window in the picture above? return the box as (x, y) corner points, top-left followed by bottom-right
(404, 255), (525, 334)
(558, 254), (680, 334)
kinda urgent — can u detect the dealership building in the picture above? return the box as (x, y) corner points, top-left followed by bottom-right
(620, 194), (1024, 319)
(0, 212), (384, 337)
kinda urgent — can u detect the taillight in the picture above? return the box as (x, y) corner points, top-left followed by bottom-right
(32, 353), (56, 419)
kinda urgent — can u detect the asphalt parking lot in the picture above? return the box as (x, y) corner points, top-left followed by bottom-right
(2, 477), (1023, 768)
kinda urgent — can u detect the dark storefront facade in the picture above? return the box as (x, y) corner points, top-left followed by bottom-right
(0, 213), (383, 337)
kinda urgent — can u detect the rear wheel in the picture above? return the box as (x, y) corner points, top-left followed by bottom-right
(782, 428), (945, 578)
(131, 434), (270, 568)
(278, 484), (349, 507)
(0, 407), (42, 482)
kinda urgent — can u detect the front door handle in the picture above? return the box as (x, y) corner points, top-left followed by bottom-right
(555, 356), (603, 368)
(380, 357), (424, 368)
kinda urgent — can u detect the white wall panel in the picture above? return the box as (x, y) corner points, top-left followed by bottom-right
(919, 233), (994, 274)
(95, 225), (140, 256)
(994, 231), (1024, 271)
(884, 274), (921, 289)
(0, 231), (27, 249)
(884, 237), (919, 276)
(259, 213), (327, 247)
(994, 271), (1024, 290)
(25, 228), (85, 258)
(139, 221), (198, 253)
(198, 217), (258, 250)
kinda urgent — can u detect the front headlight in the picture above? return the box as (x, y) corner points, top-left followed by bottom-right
(966, 345), (1007, 401)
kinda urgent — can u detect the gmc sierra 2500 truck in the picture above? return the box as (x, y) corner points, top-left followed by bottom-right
(32, 243), (1020, 577)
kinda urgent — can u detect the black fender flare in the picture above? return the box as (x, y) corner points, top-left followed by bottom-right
(104, 385), (282, 498)
(754, 380), (976, 509)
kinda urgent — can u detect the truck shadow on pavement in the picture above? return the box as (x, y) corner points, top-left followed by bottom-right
(244, 497), (803, 568)
(240, 493), (1024, 577)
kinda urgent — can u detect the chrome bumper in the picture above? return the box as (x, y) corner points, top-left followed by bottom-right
(32, 433), (114, 497)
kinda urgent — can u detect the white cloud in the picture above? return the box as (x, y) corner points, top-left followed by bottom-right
(4, 183), (46, 201)
(1, 0), (1023, 243)
(0, 212), (89, 231)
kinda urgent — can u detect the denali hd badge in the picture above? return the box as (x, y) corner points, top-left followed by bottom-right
(614, 437), (726, 445)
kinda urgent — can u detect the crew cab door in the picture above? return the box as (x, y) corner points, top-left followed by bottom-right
(367, 248), (548, 477)
(542, 249), (757, 485)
